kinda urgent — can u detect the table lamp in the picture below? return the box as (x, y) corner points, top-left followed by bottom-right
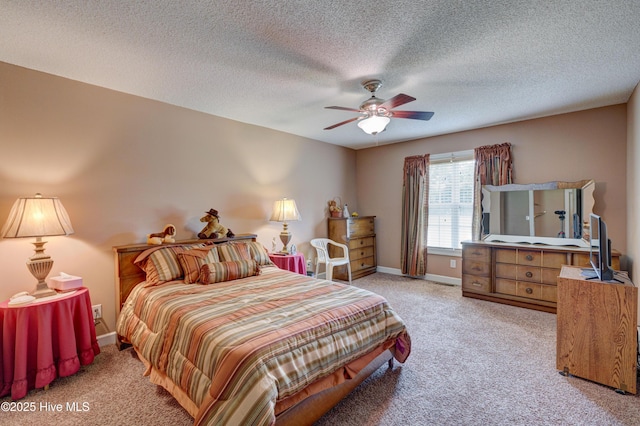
(270, 198), (301, 254)
(1, 193), (75, 298)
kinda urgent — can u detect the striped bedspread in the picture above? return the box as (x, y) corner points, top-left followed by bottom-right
(117, 266), (411, 425)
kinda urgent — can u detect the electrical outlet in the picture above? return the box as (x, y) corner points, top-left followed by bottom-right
(450, 259), (457, 268)
(92, 304), (102, 320)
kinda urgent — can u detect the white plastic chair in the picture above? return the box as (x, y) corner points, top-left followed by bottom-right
(310, 238), (352, 284)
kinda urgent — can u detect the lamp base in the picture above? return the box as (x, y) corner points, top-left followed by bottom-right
(32, 283), (57, 299)
(279, 229), (292, 254)
(27, 241), (57, 298)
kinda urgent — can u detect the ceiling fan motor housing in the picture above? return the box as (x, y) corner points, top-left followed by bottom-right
(360, 96), (387, 116)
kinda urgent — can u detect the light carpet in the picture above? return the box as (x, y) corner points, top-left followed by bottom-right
(2, 272), (639, 425)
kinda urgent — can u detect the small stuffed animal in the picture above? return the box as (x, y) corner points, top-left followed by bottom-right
(198, 209), (235, 239)
(147, 224), (177, 245)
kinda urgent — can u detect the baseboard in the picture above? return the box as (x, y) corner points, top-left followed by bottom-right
(375, 266), (461, 286)
(97, 331), (117, 347)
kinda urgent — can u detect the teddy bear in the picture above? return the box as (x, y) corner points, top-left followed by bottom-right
(198, 209), (235, 239)
(328, 199), (342, 217)
(147, 224), (177, 245)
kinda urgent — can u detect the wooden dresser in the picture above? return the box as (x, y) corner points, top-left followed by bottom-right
(328, 216), (376, 280)
(556, 265), (637, 394)
(461, 241), (621, 313)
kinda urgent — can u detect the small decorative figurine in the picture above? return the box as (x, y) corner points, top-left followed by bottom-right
(147, 224), (177, 245)
(198, 209), (235, 239)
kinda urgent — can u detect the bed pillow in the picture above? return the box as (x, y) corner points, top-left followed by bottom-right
(232, 240), (274, 266)
(177, 246), (221, 284)
(134, 244), (201, 286)
(199, 259), (261, 284)
(217, 242), (251, 262)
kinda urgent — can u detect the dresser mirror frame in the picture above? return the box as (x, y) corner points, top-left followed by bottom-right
(481, 180), (594, 247)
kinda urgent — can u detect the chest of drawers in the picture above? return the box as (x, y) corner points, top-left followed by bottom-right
(328, 216), (376, 280)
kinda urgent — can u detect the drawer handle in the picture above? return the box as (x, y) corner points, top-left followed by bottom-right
(472, 266), (482, 271)
(360, 251), (365, 256)
(525, 255), (533, 261)
(361, 262), (365, 267)
(472, 281), (482, 287)
(525, 271), (533, 278)
(472, 251), (482, 256)
(360, 240), (364, 245)
(525, 287), (533, 294)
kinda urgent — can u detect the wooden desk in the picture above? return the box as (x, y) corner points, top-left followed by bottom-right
(556, 266), (637, 394)
(268, 252), (306, 275)
(0, 288), (100, 400)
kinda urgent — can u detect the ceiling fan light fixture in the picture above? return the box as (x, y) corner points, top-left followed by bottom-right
(358, 115), (390, 135)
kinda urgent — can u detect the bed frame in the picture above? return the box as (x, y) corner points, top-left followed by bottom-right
(113, 234), (395, 425)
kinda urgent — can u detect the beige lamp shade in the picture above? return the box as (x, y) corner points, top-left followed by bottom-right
(270, 198), (302, 223)
(2, 194), (74, 238)
(2, 193), (74, 298)
(270, 198), (301, 254)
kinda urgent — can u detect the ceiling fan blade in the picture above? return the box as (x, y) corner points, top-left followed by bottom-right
(391, 111), (434, 121)
(324, 116), (360, 130)
(380, 93), (416, 110)
(325, 106), (362, 112)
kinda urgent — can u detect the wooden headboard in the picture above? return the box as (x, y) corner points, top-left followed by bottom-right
(113, 234), (257, 317)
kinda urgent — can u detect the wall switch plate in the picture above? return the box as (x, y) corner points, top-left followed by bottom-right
(450, 259), (457, 268)
(92, 304), (102, 320)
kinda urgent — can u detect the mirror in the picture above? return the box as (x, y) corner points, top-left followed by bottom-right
(481, 180), (594, 247)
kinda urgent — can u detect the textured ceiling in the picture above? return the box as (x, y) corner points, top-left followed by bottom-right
(2, 1), (640, 149)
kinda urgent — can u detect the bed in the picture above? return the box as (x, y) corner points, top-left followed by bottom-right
(114, 234), (411, 425)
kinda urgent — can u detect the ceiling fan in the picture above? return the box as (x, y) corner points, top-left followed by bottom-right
(324, 79), (434, 135)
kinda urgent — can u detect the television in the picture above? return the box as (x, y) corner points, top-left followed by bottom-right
(586, 213), (617, 281)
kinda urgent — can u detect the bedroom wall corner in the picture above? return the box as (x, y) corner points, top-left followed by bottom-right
(626, 81), (639, 322)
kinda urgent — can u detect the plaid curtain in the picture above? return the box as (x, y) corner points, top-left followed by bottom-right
(472, 143), (513, 240)
(401, 154), (429, 276)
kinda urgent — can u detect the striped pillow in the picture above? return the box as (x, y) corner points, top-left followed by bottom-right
(177, 246), (220, 283)
(217, 242), (251, 262)
(247, 241), (274, 266)
(134, 244), (202, 286)
(199, 259), (261, 284)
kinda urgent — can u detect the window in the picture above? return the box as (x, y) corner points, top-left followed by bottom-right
(427, 150), (474, 250)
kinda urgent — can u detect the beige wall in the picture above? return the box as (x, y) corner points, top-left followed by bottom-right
(356, 105), (628, 277)
(0, 62), (357, 331)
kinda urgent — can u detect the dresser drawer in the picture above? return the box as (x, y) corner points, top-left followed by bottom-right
(351, 256), (375, 272)
(495, 278), (517, 296)
(463, 260), (491, 276)
(496, 279), (557, 302)
(517, 250), (542, 266)
(541, 252), (567, 268)
(541, 268), (560, 285)
(495, 248), (517, 264)
(572, 253), (591, 268)
(350, 245), (375, 260)
(516, 266), (541, 283)
(495, 262), (517, 279)
(462, 245), (490, 262)
(348, 236), (374, 250)
(348, 218), (375, 237)
(462, 274), (491, 293)
(516, 282), (557, 302)
(539, 284), (557, 302)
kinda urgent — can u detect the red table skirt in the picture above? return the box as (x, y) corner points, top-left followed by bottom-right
(0, 287), (100, 400)
(269, 252), (307, 275)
